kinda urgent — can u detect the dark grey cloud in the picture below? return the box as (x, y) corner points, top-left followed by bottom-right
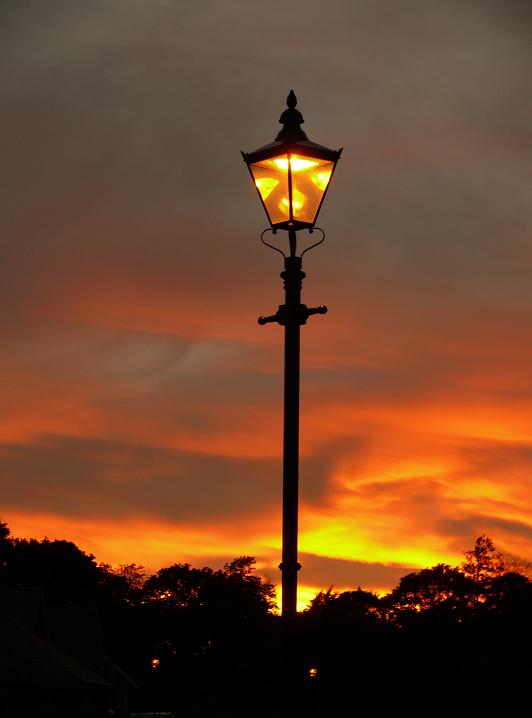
(0, 434), (278, 522)
(351, 475), (459, 542)
(285, 552), (416, 592)
(300, 436), (367, 504)
(0, 432), (346, 522)
(440, 515), (532, 546)
(1, 0), (530, 385)
(457, 440), (532, 477)
(1, 0), (530, 311)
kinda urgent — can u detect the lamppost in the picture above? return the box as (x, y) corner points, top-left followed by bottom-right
(242, 91), (341, 618)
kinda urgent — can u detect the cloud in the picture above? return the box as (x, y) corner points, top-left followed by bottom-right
(0, 431), (351, 523)
(440, 515), (532, 545)
(0, 434), (279, 522)
(1, 0), (531, 586)
(297, 552), (417, 592)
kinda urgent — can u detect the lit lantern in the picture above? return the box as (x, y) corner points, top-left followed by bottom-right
(242, 91), (342, 231)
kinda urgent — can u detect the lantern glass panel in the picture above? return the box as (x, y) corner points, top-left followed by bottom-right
(292, 158), (335, 224)
(250, 153), (335, 226)
(249, 155), (290, 226)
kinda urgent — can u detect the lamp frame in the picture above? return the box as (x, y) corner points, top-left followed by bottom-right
(242, 127), (342, 232)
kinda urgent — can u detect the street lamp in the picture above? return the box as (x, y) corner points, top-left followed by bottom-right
(242, 91), (341, 618)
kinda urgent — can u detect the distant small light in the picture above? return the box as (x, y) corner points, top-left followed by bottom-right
(309, 667), (318, 679)
(151, 658), (160, 669)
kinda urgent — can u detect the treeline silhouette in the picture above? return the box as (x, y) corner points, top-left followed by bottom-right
(1, 520), (531, 715)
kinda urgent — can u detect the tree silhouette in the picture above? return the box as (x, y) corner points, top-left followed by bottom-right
(0, 520), (10, 541)
(387, 563), (477, 623)
(483, 571), (531, 613)
(0, 534), (103, 604)
(142, 556), (274, 616)
(2, 518), (532, 713)
(98, 562), (147, 605)
(306, 586), (381, 621)
(461, 534), (506, 585)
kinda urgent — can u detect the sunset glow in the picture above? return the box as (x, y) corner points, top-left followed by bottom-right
(1, 0), (531, 611)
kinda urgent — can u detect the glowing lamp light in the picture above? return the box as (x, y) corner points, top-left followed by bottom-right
(242, 91), (342, 231)
(309, 667), (318, 679)
(151, 658), (160, 669)
(273, 157), (319, 171)
(311, 170), (333, 191)
(255, 177), (279, 200)
(280, 188), (305, 213)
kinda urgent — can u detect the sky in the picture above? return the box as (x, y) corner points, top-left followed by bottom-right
(1, 0), (531, 609)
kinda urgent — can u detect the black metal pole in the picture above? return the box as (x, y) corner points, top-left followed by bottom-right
(258, 229), (327, 619)
(280, 231), (304, 618)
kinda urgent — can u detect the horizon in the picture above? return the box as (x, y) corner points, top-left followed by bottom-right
(1, 517), (506, 612)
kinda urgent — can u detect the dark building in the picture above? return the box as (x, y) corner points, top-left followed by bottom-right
(0, 588), (136, 718)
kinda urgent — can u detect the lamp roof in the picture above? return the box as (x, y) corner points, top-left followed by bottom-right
(242, 91), (342, 165)
(276, 89), (307, 142)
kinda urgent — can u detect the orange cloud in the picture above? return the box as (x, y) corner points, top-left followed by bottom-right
(2, 0), (532, 607)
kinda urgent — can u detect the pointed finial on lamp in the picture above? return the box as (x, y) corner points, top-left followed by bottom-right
(276, 90), (308, 142)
